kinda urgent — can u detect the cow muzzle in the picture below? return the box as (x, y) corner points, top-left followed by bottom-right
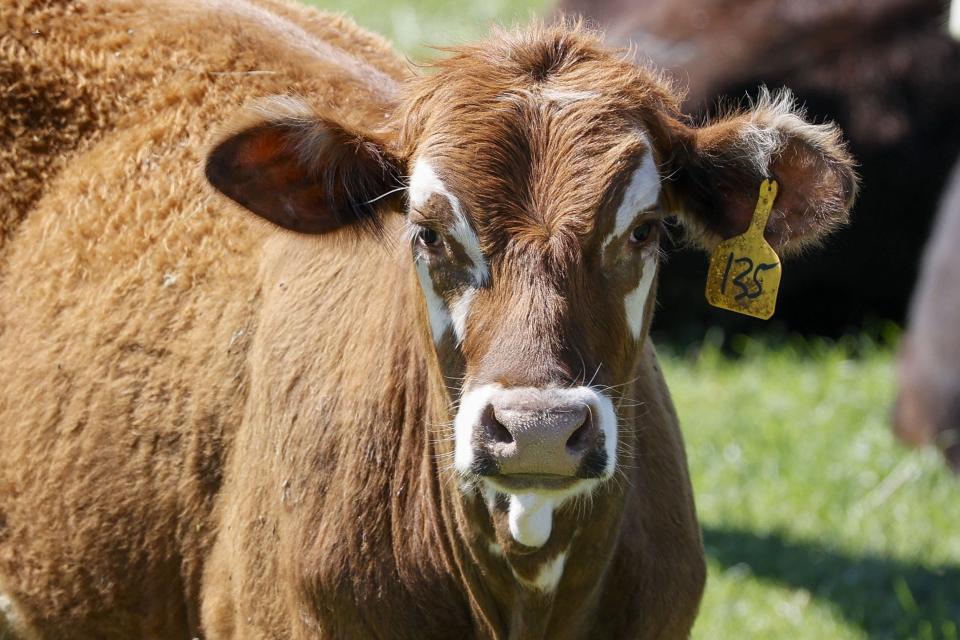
(454, 385), (616, 490)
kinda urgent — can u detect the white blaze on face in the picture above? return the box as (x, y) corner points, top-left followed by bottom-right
(603, 146), (660, 249)
(408, 159), (488, 344)
(449, 287), (477, 345)
(408, 159), (488, 285)
(408, 158), (443, 209)
(540, 87), (600, 106)
(414, 260), (451, 343)
(625, 252), (658, 339)
(601, 144), (661, 340)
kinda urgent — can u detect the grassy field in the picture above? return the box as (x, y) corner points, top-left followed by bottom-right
(307, 0), (551, 57)
(299, 1), (960, 638)
(664, 334), (959, 639)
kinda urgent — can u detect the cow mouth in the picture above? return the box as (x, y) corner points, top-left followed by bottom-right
(475, 474), (603, 548)
(480, 476), (600, 549)
(486, 473), (580, 492)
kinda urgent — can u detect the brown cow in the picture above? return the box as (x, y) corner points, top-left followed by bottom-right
(0, 1), (856, 638)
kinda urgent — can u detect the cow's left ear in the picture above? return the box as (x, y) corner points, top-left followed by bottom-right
(657, 89), (858, 255)
(205, 96), (404, 234)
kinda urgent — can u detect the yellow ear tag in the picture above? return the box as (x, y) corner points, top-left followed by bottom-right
(705, 179), (781, 320)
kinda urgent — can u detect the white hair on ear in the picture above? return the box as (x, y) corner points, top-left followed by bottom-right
(735, 88), (845, 177)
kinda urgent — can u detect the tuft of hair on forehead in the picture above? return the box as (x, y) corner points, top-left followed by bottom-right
(394, 20), (685, 261)
(396, 19), (685, 155)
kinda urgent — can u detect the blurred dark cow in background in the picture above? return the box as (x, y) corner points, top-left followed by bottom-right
(559, 0), (960, 340)
(895, 160), (960, 471)
(895, 8), (960, 472)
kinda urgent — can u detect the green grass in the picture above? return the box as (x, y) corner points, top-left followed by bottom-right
(662, 334), (960, 639)
(305, 0), (551, 57)
(294, 3), (959, 636)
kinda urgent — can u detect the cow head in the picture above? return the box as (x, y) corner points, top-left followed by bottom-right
(206, 24), (856, 548)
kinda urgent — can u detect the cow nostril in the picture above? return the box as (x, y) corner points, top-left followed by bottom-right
(566, 415), (592, 453)
(482, 405), (514, 445)
(490, 419), (513, 444)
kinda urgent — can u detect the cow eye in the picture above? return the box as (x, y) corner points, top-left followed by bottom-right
(416, 226), (440, 248)
(629, 222), (654, 245)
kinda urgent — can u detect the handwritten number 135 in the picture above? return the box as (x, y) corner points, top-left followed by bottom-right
(719, 253), (778, 301)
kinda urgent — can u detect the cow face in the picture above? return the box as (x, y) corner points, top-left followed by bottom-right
(205, 25), (856, 548)
(401, 135), (664, 549)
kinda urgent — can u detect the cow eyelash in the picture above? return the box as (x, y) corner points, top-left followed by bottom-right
(629, 222), (655, 245)
(409, 224), (442, 252)
(417, 227), (440, 246)
(627, 217), (665, 247)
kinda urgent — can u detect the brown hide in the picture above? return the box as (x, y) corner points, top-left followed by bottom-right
(895, 158), (960, 471)
(0, 1), (706, 638)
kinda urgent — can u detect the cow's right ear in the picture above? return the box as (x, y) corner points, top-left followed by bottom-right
(205, 96), (404, 234)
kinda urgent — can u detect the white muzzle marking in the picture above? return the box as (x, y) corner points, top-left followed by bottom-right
(454, 384), (618, 548)
(508, 493), (554, 548)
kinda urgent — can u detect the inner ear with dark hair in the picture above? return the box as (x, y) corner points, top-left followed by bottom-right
(205, 96), (405, 234)
(657, 89), (858, 255)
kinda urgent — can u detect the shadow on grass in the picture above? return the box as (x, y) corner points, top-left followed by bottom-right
(703, 526), (960, 639)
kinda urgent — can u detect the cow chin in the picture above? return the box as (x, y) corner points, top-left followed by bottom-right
(483, 479), (602, 549)
(452, 384), (618, 548)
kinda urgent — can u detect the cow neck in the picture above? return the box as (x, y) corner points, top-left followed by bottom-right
(397, 254), (632, 639)
(442, 462), (631, 639)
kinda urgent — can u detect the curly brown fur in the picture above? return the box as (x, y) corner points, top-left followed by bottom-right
(0, 0), (405, 637)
